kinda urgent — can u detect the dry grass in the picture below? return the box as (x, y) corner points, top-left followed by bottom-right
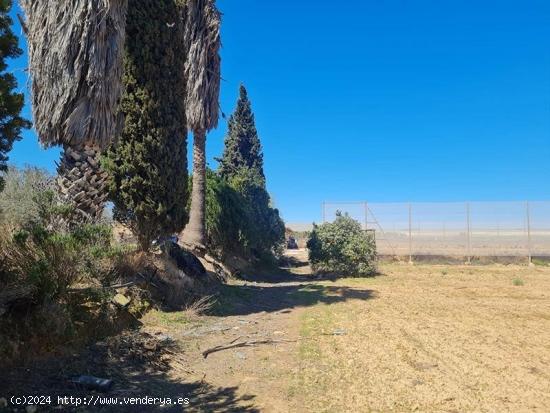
(184, 294), (216, 317)
(291, 263), (550, 412)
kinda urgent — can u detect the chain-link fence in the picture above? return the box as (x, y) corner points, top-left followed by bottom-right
(289, 201), (550, 262)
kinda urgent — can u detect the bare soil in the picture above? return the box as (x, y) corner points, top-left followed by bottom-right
(3, 250), (550, 412)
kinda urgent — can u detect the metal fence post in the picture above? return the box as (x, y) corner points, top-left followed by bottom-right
(526, 201), (533, 266)
(408, 203), (413, 264)
(364, 201), (368, 231)
(466, 202), (471, 264)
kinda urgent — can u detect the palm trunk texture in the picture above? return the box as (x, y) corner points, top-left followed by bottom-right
(181, 130), (207, 248)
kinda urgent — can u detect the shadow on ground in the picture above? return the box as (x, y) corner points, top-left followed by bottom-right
(210, 283), (377, 317)
(2, 331), (259, 412)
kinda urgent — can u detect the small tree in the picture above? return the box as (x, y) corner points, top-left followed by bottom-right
(0, 0), (31, 192)
(307, 212), (377, 277)
(105, 0), (188, 250)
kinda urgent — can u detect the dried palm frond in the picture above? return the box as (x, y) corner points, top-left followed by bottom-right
(20, 0), (128, 150)
(184, 0), (222, 134)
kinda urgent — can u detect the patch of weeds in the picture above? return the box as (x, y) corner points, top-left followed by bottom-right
(147, 309), (191, 327)
(441, 270), (448, 276)
(290, 304), (339, 408)
(298, 305), (335, 359)
(513, 278), (524, 286)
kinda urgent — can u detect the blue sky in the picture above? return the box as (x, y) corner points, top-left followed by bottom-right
(6, 0), (550, 223)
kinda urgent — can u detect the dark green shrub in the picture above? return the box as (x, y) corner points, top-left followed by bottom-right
(187, 169), (284, 262)
(307, 212), (377, 277)
(204, 170), (249, 256)
(226, 168), (285, 260)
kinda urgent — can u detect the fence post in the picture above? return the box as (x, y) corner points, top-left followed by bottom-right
(526, 201), (533, 266)
(408, 203), (413, 264)
(364, 201), (368, 231)
(466, 202), (471, 264)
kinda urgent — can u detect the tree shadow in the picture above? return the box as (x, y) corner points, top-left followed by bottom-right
(210, 283), (377, 317)
(2, 331), (259, 412)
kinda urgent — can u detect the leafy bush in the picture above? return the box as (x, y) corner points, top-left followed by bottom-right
(307, 212), (377, 276)
(0, 182), (135, 362)
(1, 190), (121, 302)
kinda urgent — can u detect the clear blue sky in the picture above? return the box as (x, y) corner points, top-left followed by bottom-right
(6, 0), (550, 223)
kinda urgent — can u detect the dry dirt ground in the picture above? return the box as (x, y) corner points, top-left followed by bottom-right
(4, 250), (550, 412)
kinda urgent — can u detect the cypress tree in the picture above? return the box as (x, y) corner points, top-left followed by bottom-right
(0, 0), (31, 192)
(218, 84), (284, 259)
(218, 85), (265, 181)
(105, 0), (188, 250)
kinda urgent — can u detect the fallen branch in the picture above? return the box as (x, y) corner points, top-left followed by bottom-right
(229, 335), (245, 344)
(202, 338), (296, 359)
(109, 281), (136, 289)
(67, 281), (135, 293)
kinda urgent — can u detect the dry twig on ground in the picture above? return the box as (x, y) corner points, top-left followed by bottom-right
(202, 338), (296, 358)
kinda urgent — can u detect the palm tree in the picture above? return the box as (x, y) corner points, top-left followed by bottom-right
(180, 0), (221, 249)
(21, 0), (127, 222)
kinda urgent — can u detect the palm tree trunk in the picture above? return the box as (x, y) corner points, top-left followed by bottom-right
(57, 145), (109, 223)
(181, 129), (206, 248)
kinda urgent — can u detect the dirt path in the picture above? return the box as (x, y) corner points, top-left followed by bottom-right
(142, 249), (318, 412)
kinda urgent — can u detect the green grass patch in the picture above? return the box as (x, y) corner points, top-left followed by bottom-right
(531, 258), (550, 266)
(288, 301), (337, 402)
(146, 309), (192, 327)
(512, 278), (524, 286)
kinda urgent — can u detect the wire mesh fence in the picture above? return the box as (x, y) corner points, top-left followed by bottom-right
(297, 201), (550, 261)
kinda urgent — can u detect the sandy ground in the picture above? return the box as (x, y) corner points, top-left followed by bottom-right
(4, 250), (550, 412)
(293, 262), (550, 413)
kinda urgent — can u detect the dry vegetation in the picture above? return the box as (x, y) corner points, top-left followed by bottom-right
(291, 263), (550, 412)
